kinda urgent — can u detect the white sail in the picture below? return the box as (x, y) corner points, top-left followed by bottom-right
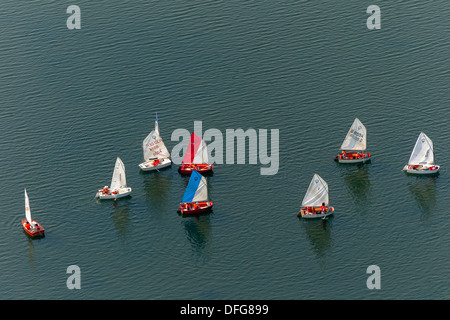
(192, 175), (208, 202)
(408, 132), (434, 166)
(142, 115), (170, 161)
(192, 139), (209, 164)
(110, 157), (127, 190)
(24, 188), (32, 224)
(301, 174), (329, 207)
(340, 118), (367, 151)
(142, 130), (170, 161)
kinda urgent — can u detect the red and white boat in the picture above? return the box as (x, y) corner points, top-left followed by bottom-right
(178, 170), (213, 216)
(22, 189), (45, 237)
(335, 118), (371, 164)
(178, 201), (214, 215)
(178, 132), (213, 175)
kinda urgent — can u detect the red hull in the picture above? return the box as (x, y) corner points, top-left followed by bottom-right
(178, 201), (213, 215)
(22, 219), (45, 237)
(178, 164), (213, 175)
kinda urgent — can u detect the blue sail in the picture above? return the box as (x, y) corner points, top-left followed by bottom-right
(182, 170), (203, 203)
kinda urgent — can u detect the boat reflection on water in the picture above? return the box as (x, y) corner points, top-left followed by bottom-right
(299, 217), (333, 258)
(341, 164), (371, 213)
(408, 176), (437, 218)
(182, 215), (212, 258)
(110, 199), (131, 241)
(141, 171), (172, 213)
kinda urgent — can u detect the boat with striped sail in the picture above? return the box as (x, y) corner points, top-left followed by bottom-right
(178, 170), (213, 215)
(178, 132), (213, 175)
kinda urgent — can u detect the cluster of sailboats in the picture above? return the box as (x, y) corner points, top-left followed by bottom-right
(298, 118), (440, 219)
(95, 114), (214, 216)
(21, 116), (441, 237)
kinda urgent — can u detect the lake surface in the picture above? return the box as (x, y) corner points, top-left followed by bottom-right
(0, 1), (448, 299)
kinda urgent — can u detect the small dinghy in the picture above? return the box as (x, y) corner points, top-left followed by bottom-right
(178, 132), (213, 175)
(403, 132), (440, 175)
(177, 170), (213, 216)
(298, 174), (334, 219)
(22, 189), (45, 238)
(96, 157), (132, 199)
(335, 118), (371, 163)
(138, 114), (172, 171)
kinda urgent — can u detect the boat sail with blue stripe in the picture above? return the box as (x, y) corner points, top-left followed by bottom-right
(178, 170), (213, 215)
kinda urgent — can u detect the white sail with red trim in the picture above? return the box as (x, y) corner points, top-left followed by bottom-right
(182, 132), (209, 165)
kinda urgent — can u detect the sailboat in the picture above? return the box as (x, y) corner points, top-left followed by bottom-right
(138, 114), (172, 171)
(22, 189), (45, 237)
(403, 132), (440, 174)
(177, 170), (213, 215)
(96, 157), (132, 199)
(298, 174), (334, 219)
(335, 118), (371, 163)
(178, 132), (213, 175)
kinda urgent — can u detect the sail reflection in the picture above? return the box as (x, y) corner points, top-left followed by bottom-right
(141, 171), (172, 212)
(299, 218), (332, 258)
(110, 199), (131, 241)
(341, 164), (371, 212)
(182, 216), (212, 257)
(408, 176), (437, 217)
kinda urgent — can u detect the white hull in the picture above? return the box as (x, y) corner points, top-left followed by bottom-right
(338, 156), (371, 164)
(96, 187), (132, 199)
(301, 209), (334, 219)
(299, 207), (334, 219)
(139, 158), (172, 171)
(403, 165), (440, 175)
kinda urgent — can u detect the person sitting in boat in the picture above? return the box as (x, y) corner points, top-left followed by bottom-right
(25, 221), (31, 230)
(320, 203), (327, 214)
(102, 186), (109, 195)
(152, 159), (160, 166)
(193, 202), (199, 210)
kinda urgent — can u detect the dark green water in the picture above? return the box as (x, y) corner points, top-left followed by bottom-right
(0, 1), (448, 299)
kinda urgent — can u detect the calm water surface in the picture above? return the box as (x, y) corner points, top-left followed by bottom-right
(0, 1), (448, 299)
